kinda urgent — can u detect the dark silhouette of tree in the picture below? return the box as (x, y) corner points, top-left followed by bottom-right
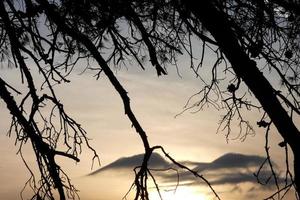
(0, 0), (299, 199)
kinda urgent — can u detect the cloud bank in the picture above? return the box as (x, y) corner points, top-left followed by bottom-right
(89, 152), (284, 187)
(88, 153), (170, 175)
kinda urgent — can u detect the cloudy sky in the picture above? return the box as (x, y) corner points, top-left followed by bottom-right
(0, 59), (295, 199)
(86, 152), (291, 200)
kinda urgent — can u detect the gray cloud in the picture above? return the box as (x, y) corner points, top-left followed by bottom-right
(88, 153), (170, 175)
(89, 152), (285, 188)
(161, 153), (284, 187)
(197, 153), (267, 171)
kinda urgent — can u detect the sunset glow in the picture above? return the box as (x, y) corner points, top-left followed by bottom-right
(150, 186), (207, 200)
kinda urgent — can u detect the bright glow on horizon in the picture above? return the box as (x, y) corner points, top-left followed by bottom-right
(150, 186), (207, 200)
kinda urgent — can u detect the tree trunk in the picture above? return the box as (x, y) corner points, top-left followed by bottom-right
(295, 150), (300, 192)
(184, 0), (300, 193)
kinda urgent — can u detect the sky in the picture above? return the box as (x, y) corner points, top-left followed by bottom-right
(0, 58), (296, 200)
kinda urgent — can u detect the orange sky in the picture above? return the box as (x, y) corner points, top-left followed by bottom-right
(0, 64), (296, 199)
